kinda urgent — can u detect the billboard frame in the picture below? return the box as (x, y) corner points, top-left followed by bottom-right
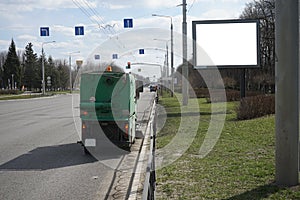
(192, 19), (260, 69)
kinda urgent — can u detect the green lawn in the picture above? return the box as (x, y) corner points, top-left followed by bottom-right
(156, 95), (300, 200)
(0, 91), (69, 100)
(0, 94), (44, 100)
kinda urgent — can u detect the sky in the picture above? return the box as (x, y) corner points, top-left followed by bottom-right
(0, 0), (252, 78)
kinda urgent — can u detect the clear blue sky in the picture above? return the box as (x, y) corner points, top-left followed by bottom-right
(0, 0), (252, 77)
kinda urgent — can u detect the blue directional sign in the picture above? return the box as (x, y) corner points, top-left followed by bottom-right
(139, 49), (145, 54)
(75, 26), (84, 36)
(40, 27), (50, 36)
(112, 54), (118, 59)
(94, 54), (100, 60)
(124, 18), (133, 28)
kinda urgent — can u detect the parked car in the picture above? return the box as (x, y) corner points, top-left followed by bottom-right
(149, 85), (157, 92)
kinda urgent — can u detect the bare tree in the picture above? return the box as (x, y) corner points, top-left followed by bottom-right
(240, 0), (275, 92)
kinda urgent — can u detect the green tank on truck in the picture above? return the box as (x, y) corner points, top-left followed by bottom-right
(79, 70), (141, 154)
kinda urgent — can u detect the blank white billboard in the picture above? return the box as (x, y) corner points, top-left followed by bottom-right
(192, 19), (260, 68)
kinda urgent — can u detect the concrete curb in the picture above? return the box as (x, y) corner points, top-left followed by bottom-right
(128, 100), (156, 200)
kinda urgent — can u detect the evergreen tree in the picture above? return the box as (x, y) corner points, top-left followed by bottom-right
(57, 61), (69, 90)
(23, 43), (39, 90)
(3, 39), (21, 89)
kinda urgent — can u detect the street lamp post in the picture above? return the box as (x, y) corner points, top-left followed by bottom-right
(154, 39), (169, 76)
(11, 74), (14, 90)
(152, 14), (174, 97)
(41, 41), (55, 95)
(154, 39), (169, 94)
(69, 51), (80, 93)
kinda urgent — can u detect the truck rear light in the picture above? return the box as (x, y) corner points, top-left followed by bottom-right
(82, 122), (87, 129)
(82, 122), (87, 136)
(81, 110), (88, 116)
(124, 123), (129, 137)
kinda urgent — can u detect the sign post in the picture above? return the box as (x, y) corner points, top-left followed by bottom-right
(47, 76), (51, 89)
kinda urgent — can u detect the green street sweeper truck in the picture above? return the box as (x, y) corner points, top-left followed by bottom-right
(79, 66), (143, 154)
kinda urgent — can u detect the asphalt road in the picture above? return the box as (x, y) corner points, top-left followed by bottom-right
(0, 90), (155, 200)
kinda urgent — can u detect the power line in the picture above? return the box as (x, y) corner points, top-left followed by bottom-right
(72, 0), (113, 36)
(78, 0), (118, 36)
(71, 0), (170, 65)
(72, 0), (137, 65)
(187, 0), (196, 13)
(72, 0), (99, 26)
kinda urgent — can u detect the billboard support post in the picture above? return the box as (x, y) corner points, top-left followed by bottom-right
(240, 69), (246, 98)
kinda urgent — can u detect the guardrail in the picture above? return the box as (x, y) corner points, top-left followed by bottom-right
(142, 101), (157, 200)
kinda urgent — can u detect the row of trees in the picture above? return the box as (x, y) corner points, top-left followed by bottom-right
(239, 0), (275, 92)
(0, 40), (70, 91)
(217, 0), (275, 92)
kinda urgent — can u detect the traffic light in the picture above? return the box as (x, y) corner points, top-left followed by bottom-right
(126, 62), (131, 69)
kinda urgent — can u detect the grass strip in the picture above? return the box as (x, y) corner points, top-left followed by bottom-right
(156, 96), (300, 200)
(0, 91), (70, 101)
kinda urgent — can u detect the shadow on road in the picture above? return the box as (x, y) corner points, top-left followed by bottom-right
(0, 143), (97, 171)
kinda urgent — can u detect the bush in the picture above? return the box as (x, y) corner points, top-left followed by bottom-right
(237, 95), (275, 120)
(0, 90), (20, 95)
(206, 89), (230, 103)
(205, 90), (241, 103)
(190, 87), (267, 103)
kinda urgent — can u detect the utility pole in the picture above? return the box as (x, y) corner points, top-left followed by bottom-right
(165, 43), (169, 77)
(275, 0), (299, 186)
(182, 0), (189, 105)
(69, 55), (72, 93)
(171, 20), (174, 97)
(41, 41), (55, 95)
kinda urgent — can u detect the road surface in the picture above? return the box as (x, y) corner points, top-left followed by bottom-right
(0, 90), (155, 200)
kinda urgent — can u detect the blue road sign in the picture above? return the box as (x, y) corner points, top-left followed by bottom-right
(139, 49), (145, 54)
(94, 54), (100, 60)
(112, 54), (118, 59)
(40, 27), (50, 36)
(124, 19), (133, 28)
(75, 26), (84, 35)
